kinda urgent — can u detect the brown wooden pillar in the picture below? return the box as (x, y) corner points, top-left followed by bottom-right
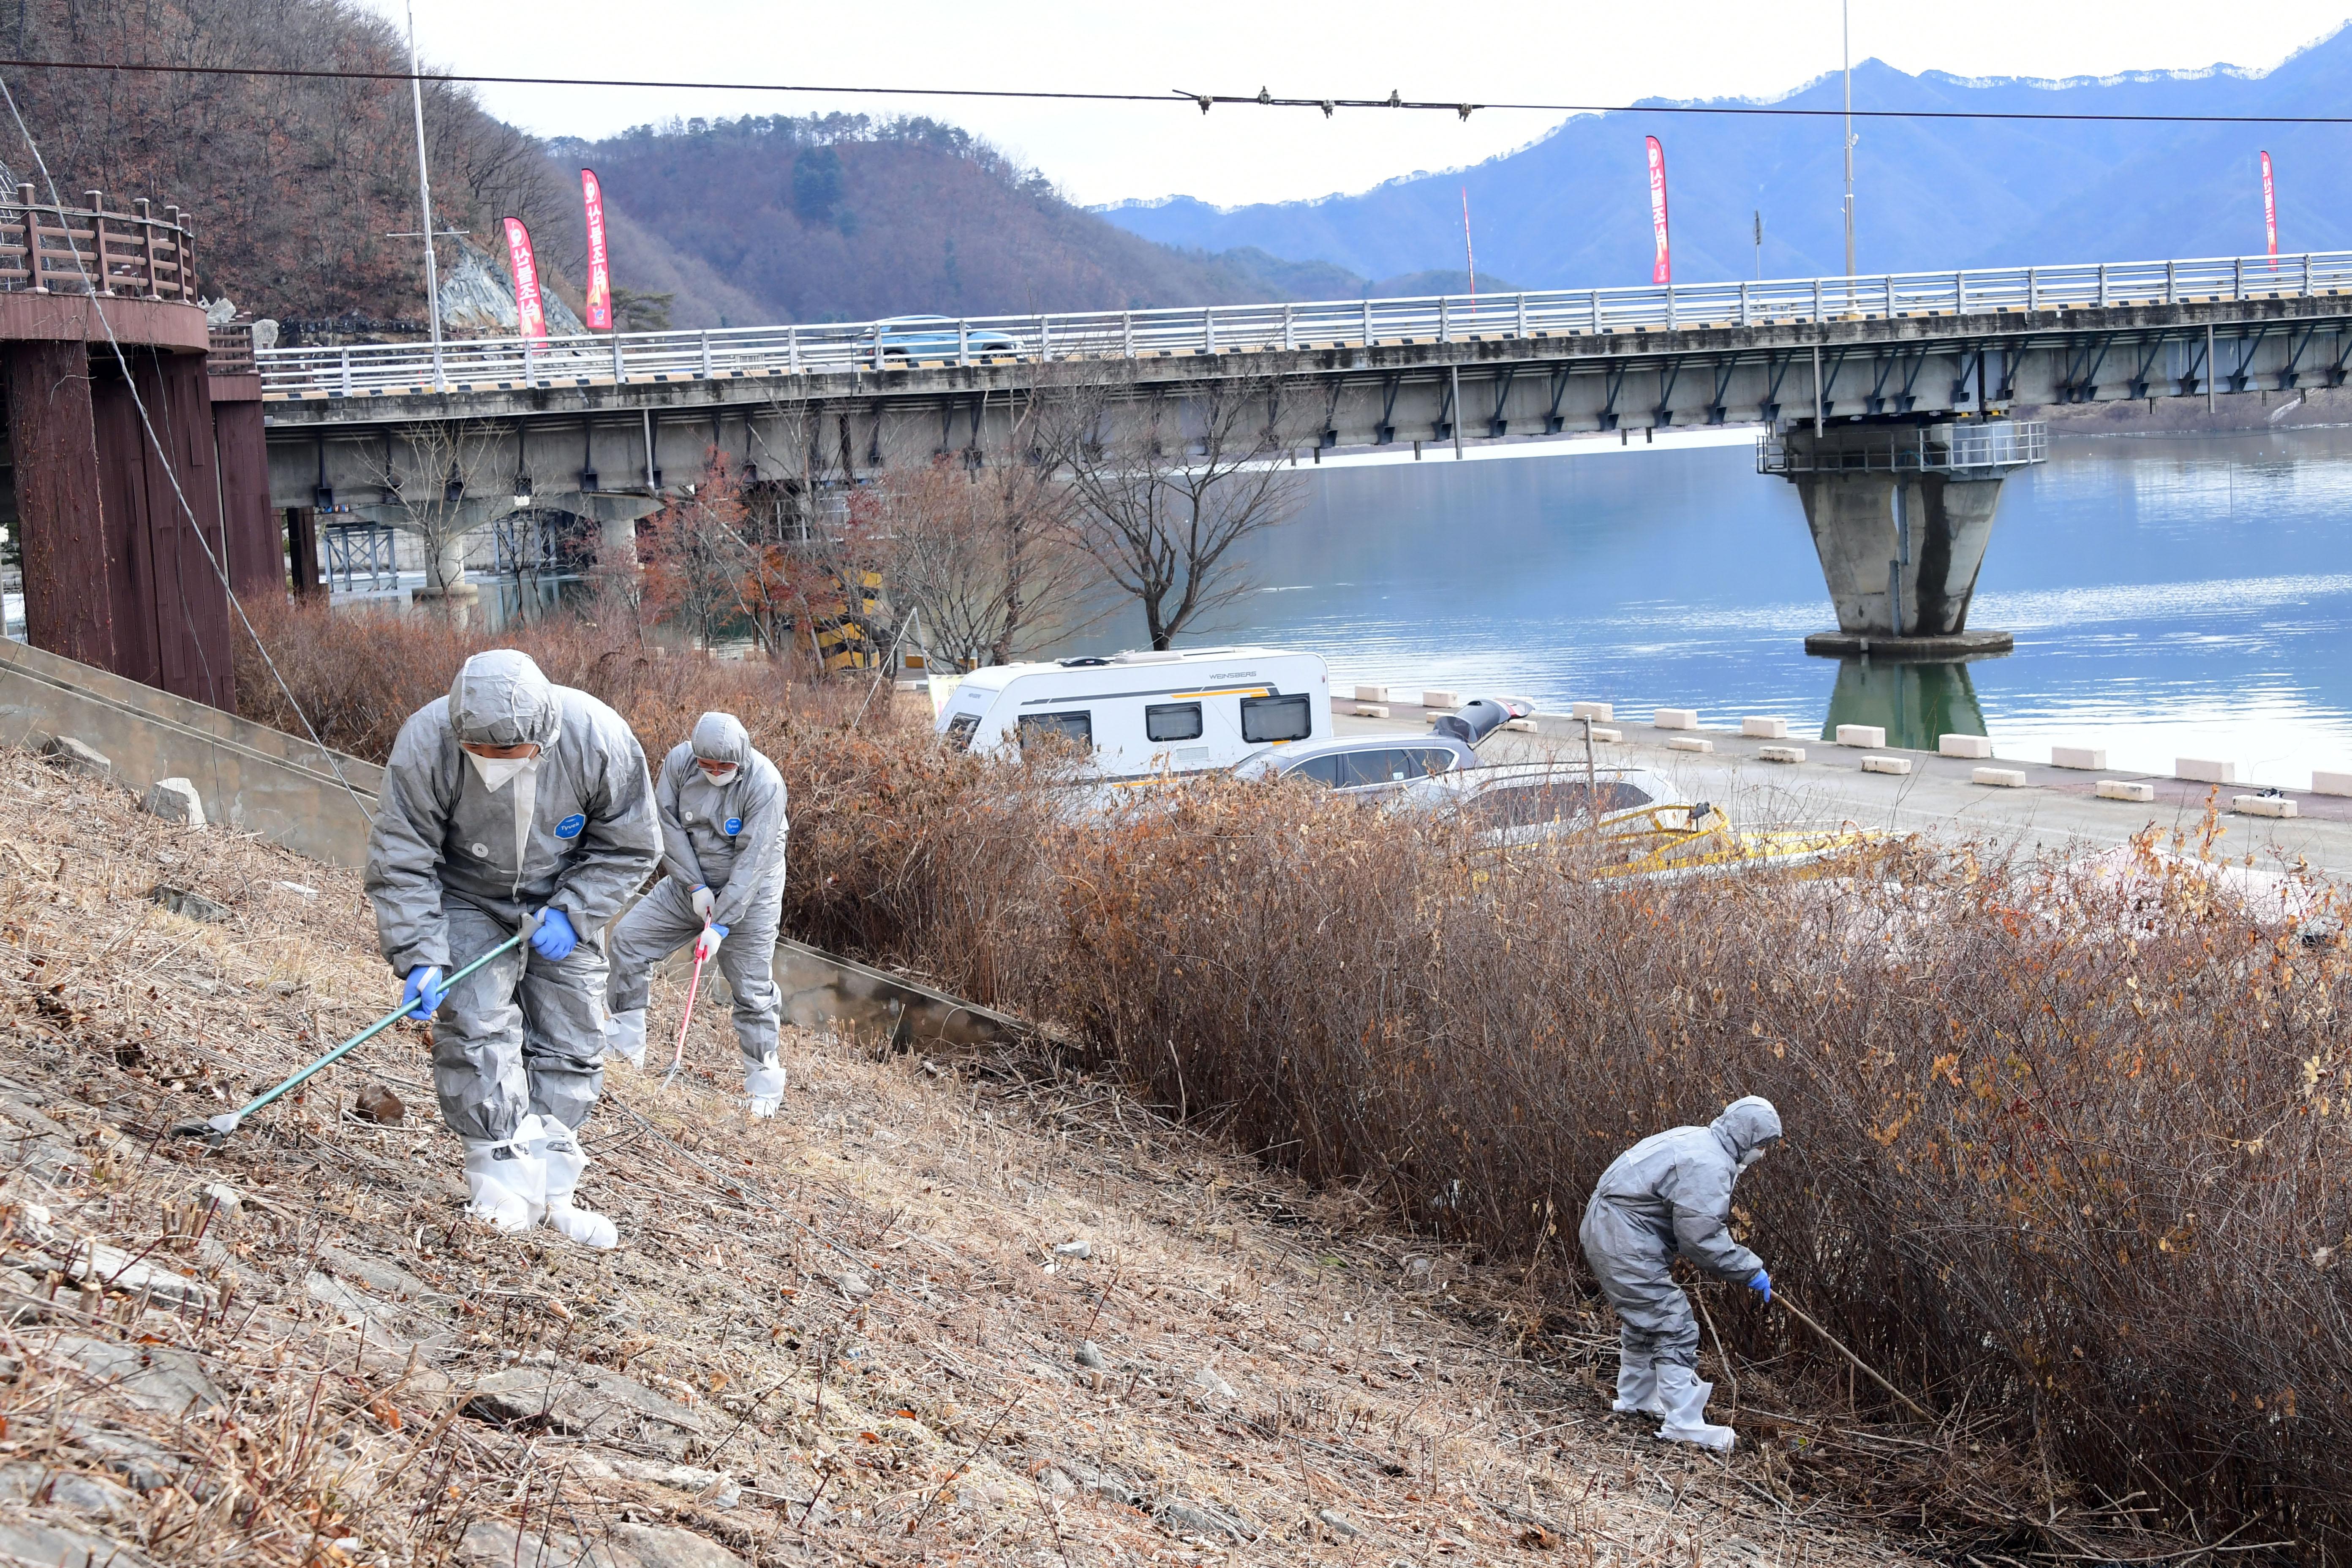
(209, 390), (277, 598)
(3, 340), (115, 669)
(286, 506), (320, 598)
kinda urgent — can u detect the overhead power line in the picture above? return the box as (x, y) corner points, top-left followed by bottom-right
(0, 54), (2349, 125)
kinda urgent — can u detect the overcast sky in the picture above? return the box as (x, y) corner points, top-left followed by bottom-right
(360, 1), (2352, 209)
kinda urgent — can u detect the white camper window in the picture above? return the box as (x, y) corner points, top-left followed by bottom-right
(1239, 693), (1312, 744)
(1018, 710), (1094, 749)
(1145, 702), (1204, 742)
(943, 713), (980, 751)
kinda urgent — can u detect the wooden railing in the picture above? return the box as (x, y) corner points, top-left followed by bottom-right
(207, 324), (254, 376)
(0, 186), (197, 302)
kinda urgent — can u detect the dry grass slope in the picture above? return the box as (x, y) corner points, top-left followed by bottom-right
(0, 747), (1936, 1567)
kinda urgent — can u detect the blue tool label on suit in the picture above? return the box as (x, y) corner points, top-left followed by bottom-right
(724, 816), (743, 835)
(555, 814), (586, 839)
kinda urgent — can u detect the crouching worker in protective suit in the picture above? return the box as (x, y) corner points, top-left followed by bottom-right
(603, 713), (790, 1116)
(365, 650), (661, 1249)
(1579, 1096), (1782, 1452)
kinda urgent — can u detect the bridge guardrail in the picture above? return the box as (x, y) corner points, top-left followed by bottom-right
(1758, 419), (2050, 476)
(253, 250), (2352, 402)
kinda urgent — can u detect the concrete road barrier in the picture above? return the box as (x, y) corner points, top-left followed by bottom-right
(1571, 701), (1614, 722)
(1667, 736), (1714, 754)
(1758, 745), (1806, 764)
(1862, 754), (1913, 776)
(2232, 794), (2298, 819)
(1838, 724), (1887, 749)
(1742, 716), (1789, 739)
(2314, 770), (2352, 797)
(1653, 708), (1699, 730)
(2097, 780), (2157, 802)
(1421, 689), (1462, 710)
(1972, 767), (2028, 788)
(1938, 734), (1993, 759)
(2176, 757), (2239, 784)
(2051, 746), (2108, 770)
(1353, 684), (1389, 702)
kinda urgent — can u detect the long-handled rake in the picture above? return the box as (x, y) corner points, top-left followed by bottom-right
(659, 929), (713, 1091)
(171, 912), (544, 1146)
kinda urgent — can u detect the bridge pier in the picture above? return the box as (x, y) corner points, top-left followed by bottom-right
(1765, 419), (2046, 655)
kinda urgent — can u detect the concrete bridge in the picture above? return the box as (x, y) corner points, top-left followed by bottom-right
(258, 248), (2352, 648)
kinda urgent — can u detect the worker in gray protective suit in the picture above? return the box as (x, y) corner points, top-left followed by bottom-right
(366, 649), (661, 1250)
(603, 712), (790, 1116)
(1579, 1096), (1781, 1452)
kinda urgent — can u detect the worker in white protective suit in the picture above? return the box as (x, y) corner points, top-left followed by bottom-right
(365, 650), (661, 1248)
(603, 712), (791, 1115)
(1579, 1096), (1781, 1452)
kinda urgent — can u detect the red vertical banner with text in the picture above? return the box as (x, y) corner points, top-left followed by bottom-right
(1645, 136), (1671, 284)
(580, 168), (612, 330)
(503, 217), (548, 340)
(2260, 151), (2278, 258)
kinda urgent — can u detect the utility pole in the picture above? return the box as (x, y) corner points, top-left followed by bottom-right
(406, 0), (446, 390)
(1842, 0), (1856, 278)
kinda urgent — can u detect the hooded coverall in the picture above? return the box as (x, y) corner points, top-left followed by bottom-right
(1579, 1097), (1782, 1373)
(365, 651), (662, 1141)
(605, 712), (790, 1093)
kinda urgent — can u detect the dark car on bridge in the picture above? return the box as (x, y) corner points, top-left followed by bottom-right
(866, 316), (1022, 365)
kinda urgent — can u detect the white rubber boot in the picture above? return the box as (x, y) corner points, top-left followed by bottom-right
(1655, 1365), (1736, 1452)
(460, 1121), (547, 1235)
(605, 1008), (647, 1070)
(528, 1119), (620, 1250)
(745, 1054), (787, 1119)
(1612, 1350), (1665, 1416)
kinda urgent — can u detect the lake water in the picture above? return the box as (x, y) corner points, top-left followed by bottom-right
(1072, 424), (2352, 789)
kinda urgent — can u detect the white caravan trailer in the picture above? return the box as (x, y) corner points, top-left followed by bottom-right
(934, 648), (1333, 779)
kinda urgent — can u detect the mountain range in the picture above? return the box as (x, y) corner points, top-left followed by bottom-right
(1100, 27), (2352, 293)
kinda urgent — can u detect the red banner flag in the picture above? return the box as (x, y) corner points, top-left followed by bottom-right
(2261, 151), (2278, 258)
(502, 217), (548, 340)
(1645, 136), (1671, 284)
(581, 168), (612, 330)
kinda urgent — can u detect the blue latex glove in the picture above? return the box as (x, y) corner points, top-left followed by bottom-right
(530, 907), (577, 961)
(694, 922), (729, 964)
(1748, 1269), (1773, 1304)
(401, 964), (448, 1021)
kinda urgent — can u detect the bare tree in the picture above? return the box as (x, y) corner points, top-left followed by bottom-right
(870, 400), (1105, 670)
(1036, 370), (1309, 651)
(352, 419), (509, 597)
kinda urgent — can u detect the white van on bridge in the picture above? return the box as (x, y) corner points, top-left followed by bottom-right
(933, 648), (1332, 779)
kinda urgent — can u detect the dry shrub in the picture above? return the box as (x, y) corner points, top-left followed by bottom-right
(232, 601), (2352, 1549)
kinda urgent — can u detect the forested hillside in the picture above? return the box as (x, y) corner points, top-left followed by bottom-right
(559, 114), (1492, 326)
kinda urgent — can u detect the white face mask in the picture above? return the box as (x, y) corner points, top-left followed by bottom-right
(467, 751), (535, 793)
(697, 763), (740, 786)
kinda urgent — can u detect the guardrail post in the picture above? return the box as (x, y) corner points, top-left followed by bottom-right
(787, 324), (800, 375)
(1282, 302), (1295, 351)
(1884, 275), (1894, 317)
(2167, 259), (2176, 305)
(338, 347), (352, 398)
(2098, 263), (2108, 307)
(2304, 253), (2314, 296)
(1122, 312), (1134, 357)
(1440, 297), (1451, 343)
(1812, 278), (1822, 322)
(1040, 318), (1052, 362)
(1590, 291), (1601, 333)
(612, 330), (625, 384)
(699, 330), (713, 378)
(1203, 308), (1216, 354)
(1361, 299), (1372, 346)
(2027, 268), (2038, 311)
(2234, 256), (2244, 300)
(1516, 293), (1528, 337)
(958, 320), (969, 367)
(1664, 286), (1675, 331)
(1739, 280), (1750, 326)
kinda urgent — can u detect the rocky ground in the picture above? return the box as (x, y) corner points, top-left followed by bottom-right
(0, 743), (1927, 1567)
